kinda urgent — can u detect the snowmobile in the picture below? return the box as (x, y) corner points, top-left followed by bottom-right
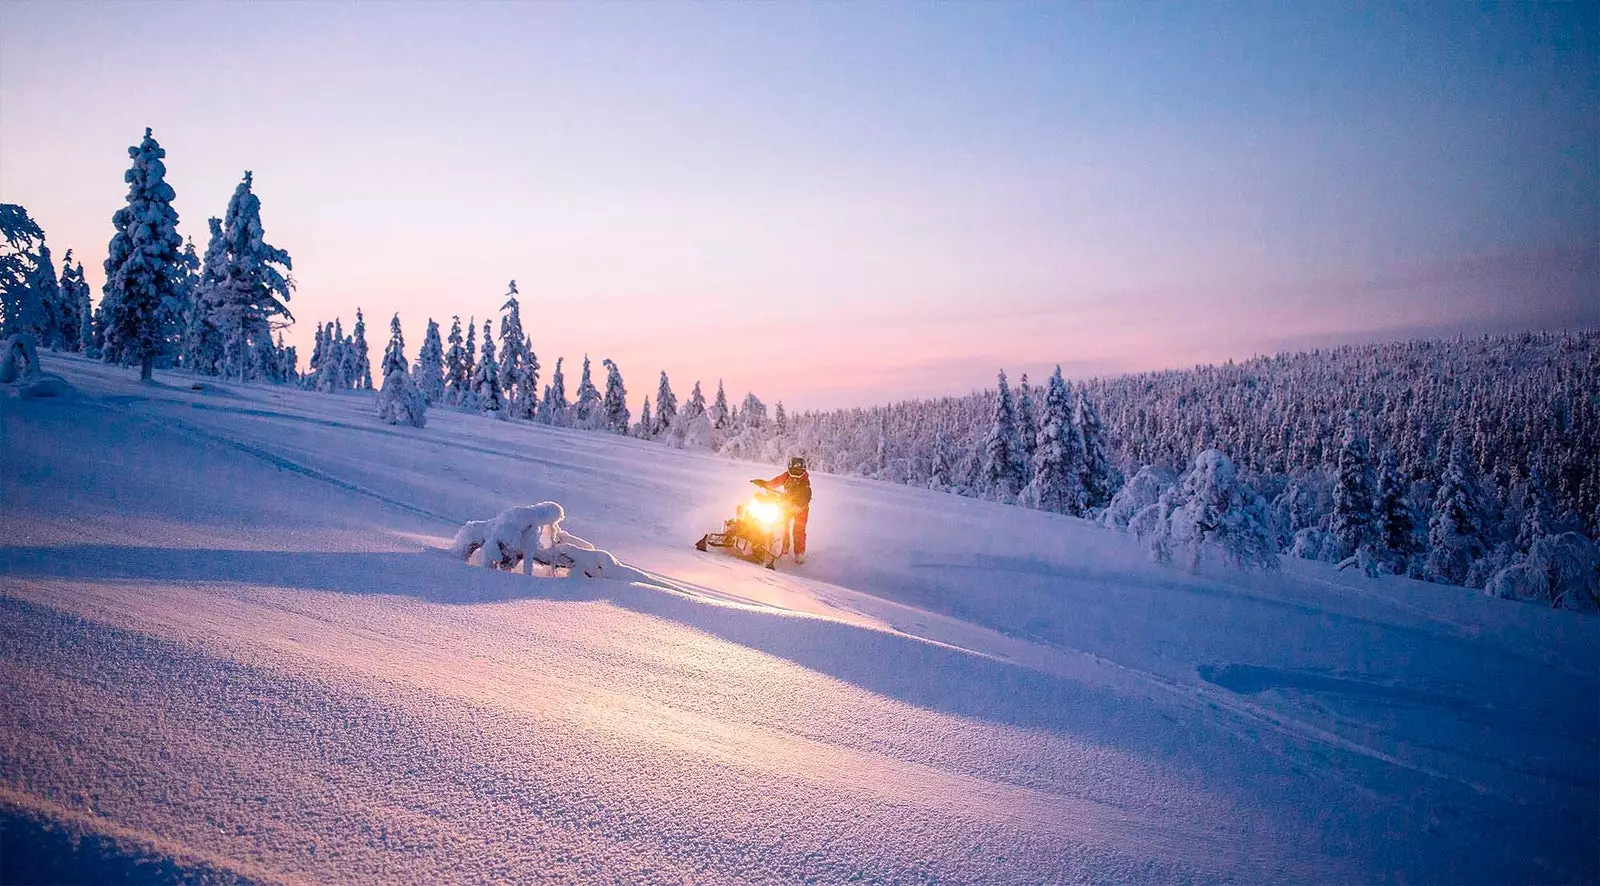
(695, 479), (794, 569)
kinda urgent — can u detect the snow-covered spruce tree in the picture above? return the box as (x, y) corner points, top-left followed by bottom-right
(414, 318), (445, 405)
(540, 356), (569, 425)
(0, 203), (46, 339)
(980, 370), (1028, 502)
(740, 392), (767, 430)
(573, 355), (602, 429)
(685, 380), (707, 421)
(472, 318), (502, 415)
(497, 281), (537, 420)
(1514, 466), (1551, 555)
(1016, 373), (1039, 478)
(1139, 449), (1278, 572)
(1427, 440), (1486, 585)
(55, 251), (87, 352)
(636, 397), (653, 438)
(182, 217), (227, 375)
(711, 379), (730, 429)
(774, 401), (787, 435)
(77, 267), (97, 355)
(102, 128), (185, 380)
(164, 237), (200, 367)
(654, 371), (677, 436)
(443, 316), (466, 405)
(456, 318), (479, 409)
(1373, 450), (1417, 573)
(1076, 390), (1119, 510)
(1024, 366), (1088, 515)
(601, 359), (630, 434)
(1330, 414), (1375, 558)
(212, 173), (294, 382)
(377, 313), (427, 428)
(351, 308), (372, 390)
(26, 242), (60, 347)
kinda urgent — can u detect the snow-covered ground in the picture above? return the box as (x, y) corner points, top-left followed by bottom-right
(2, 354), (1596, 885)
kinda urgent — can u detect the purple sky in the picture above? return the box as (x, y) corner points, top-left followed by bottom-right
(2, 2), (1594, 410)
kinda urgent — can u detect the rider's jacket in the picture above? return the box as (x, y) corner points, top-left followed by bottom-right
(765, 470), (812, 510)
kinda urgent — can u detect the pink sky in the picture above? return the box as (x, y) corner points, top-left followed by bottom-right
(1, 3), (1593, 411)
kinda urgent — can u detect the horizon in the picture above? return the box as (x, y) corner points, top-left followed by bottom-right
(2, 2), (1595, 411)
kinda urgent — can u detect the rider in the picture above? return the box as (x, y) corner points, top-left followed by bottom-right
(763, 456), (812, 563)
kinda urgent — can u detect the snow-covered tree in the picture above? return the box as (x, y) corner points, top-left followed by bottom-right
(1330, 414), (1375, 558)
(711, 379), (730, 429)
(654, 371), (677, 435)
(55, 251), (87, 352)
(165, 237), (199, 366)
(1076, 390), (1119, 510)
(210, 173), (294, 382)
(76, 260), (96, 355)
(102, 128), (185, 380)
(182, 217), (227, 375)
(0, 203), (45, 339)
(443, 316), (467, 405)
(740, 392), (767, 430)
(540, 356), (569, 425)
(351, 308), (372, 390)
(497, 281), (537, 420)
(376, 313), (427, 428)
(1138, 449), (1278, 572)
(980, 370), (1028, 502)
(774, 401), (788, 435)
(601, 358), (629, 434)
(1023, 367), (1087, 515)
(573, 355), (602, 428)
(414, 318), (445, 405)
(1373, 451), (1416, 572)
(1015, 372), (1039, 475)
(25, 242), (60, 347)
(471, 318), (502, 415)
(1427, 441), (1486, 585)
(636, 397), (654, 438)
(1514, 467), (1551, 555)
(685, 380), (707, 421)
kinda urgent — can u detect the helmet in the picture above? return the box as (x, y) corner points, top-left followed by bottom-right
(788, 456), (806, 477)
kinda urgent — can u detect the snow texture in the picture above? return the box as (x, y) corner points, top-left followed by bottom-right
(1, 354), (1595, 886)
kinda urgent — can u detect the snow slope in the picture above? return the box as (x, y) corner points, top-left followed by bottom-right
(2, 354), (1596, 885)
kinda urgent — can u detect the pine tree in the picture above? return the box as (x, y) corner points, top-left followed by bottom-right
(78, 262), (97, 356)
(1515, 466), (1551, 554)
(55, 250), (86, 352)
(980, 370), (1028, 502)
(774, 402), (788, 435)
(540, 356), (569, 425)
(376, 313), (427, 428)
(711, 379), (730, 429)
(1077, 390), (1118, 510)
(166, 237), (199, 365)
(1427, 441), (1486, 585)
(740, 392), (767, 429)
(637, 397), (654, 438)
(103, 128), (185, 380)
(685, 380), (707, 420)
(472, 318), (502, 414)
(1024, 367), (1088, 514)
(497, 280), (536, 419)
(1373, 450), (1416, 570)
(443, 315), (467, 405)
(415, 318), (445, 405)
(0, 203), (46, 339)
(182, 217), (227, 375)
(654, 371), (678, 435)
(1330, 414), (1375, 558)
(351, 308), (372, 390)
(601, 358), (630, 434)
(1016, 373), (1039, 476)
(211, 174), (294, 382)
(458, 317), (478, 407)
(26, 242), (60, 348)
(574, 355), (602, 428)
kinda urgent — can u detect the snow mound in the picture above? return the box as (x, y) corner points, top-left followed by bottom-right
(448, 502), (637, 580)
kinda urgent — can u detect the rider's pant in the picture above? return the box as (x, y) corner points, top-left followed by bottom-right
(786, 508), (809, 556)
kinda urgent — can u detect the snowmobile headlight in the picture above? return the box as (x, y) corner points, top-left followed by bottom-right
(746, 497), (784, 530)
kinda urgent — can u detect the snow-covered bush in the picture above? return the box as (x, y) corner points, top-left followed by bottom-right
(1487, 533), (1600, 612)
(0, 333), (74, 397)
(1290, 527), (1343, 563)
(1135, 450), (1278, 572)
(1101, 465), (1175, 529)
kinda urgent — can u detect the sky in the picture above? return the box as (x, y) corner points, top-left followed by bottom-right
(2, 2), (1595, 411)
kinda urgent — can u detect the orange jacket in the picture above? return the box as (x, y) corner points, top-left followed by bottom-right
(766, 470), (813, 511)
